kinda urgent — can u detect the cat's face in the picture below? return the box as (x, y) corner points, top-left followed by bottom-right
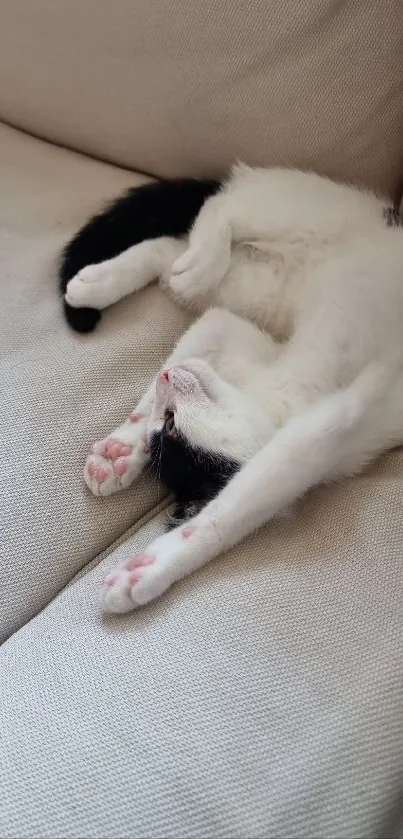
(147, 359), (270, 523)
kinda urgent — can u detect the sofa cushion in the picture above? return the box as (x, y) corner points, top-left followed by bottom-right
(0, 0), (402, 198)
(0, 122), (190, 641)
(2, 476), (403, 838)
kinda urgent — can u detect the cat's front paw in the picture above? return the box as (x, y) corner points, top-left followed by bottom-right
(170, 237), (230, 300)
(65, 264), (115, 309)
(101, 523), (202, 613)
(85, 416), (149, 496)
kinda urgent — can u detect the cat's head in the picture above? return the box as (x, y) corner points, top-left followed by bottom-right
(147, 359), (270, 524)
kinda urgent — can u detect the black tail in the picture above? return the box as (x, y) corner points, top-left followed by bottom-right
(59, 178), (221, 333)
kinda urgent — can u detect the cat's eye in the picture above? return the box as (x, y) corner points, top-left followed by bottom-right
(164, 410), (176, 435)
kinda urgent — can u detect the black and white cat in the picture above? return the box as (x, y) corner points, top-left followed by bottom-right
(61, 164), (403, 614)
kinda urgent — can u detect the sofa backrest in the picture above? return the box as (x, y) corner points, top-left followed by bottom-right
(0, 0), (402, 199)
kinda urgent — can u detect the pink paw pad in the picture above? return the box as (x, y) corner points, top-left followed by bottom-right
(160, 369), (169, 383)
(182, 526), (196, 539)
(105, 440), (132, 461)
(124, 554), (155, 570)
(128, 570), (144, 585)
(129, 413), (144, 423)
(102, 573), (118, 587)
(120, 445), (132, 456)
(95, 465), (108, 483)
(114, 457), (129, 476)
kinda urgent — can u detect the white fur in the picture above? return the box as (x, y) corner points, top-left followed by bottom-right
(65, 165), (403, 612)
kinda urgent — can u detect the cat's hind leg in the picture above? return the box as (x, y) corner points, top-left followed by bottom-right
(65, 236), (186, 310)
(170, 191), (232, 300)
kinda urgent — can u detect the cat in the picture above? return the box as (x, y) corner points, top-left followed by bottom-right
(61, 163), (403, 614)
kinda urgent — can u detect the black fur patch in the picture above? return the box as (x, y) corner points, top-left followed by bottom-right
(59, 177), (221, 332)
(149, 417), (240, 526)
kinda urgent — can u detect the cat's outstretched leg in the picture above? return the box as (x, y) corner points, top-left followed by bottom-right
(65, 237), (185, 310)
(101, 361), (388, 611)
(84, 390), (155, 497)
(170, 164), (281, 301)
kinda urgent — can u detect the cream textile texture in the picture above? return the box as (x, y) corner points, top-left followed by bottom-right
(2, 107), (403, 835)
(2, 489), (403, 839)
(0, 122), (190, 641)
(0, 0), (402, 198)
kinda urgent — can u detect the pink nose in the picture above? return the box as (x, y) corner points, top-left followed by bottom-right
(160, 369), (169, 383)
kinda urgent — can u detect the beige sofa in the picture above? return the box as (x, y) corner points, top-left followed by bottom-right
(1, 2), (403, 836)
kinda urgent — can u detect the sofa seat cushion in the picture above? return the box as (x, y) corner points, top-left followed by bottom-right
(0, 122), (190, 640)
(2, 476), (403, 838)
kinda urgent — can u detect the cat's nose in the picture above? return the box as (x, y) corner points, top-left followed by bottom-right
(160, 369), (169, 383)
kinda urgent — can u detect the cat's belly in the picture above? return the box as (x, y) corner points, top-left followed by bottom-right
(206, 243), (302, 341)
